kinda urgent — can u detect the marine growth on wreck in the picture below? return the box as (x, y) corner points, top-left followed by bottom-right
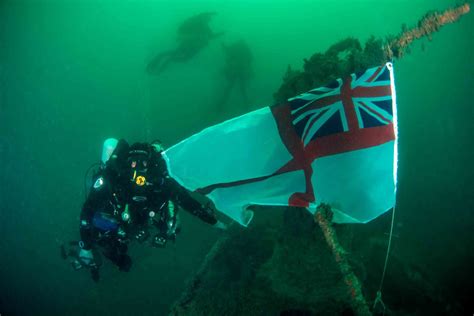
(169, 3), (470, 316)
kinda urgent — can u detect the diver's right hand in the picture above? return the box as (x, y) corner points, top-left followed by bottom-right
(79, 249), (95, 267)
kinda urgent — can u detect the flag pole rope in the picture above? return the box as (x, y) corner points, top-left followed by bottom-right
(372, 205), (396, 315)
(314, 204), (372, 316)
(384, 3), (470, 60)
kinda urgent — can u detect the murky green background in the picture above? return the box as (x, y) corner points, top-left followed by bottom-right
(1, 0), (472, 315)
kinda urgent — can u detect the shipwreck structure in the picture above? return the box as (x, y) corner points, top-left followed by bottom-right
(169, 4), (470, 315)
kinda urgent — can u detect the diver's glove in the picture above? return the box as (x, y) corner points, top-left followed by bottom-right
(213, 220), (228, 230)
(78, 248), (95, 267)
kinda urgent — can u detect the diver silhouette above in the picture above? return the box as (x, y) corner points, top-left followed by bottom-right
(66, 138), (226, 282)
(146, 12), (224, 75)
(215, 39), (254, 110)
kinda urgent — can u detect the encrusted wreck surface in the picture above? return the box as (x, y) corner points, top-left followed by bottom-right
(273, 3), (470, 103)
(170, 208), (354, 315)
(170, 207), (453, 315)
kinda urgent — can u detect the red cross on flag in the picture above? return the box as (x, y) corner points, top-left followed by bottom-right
(164, 63), (398, 226)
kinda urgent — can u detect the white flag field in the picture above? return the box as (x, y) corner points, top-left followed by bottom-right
(164, 63), (398, 226)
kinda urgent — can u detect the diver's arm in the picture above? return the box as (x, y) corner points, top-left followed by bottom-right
(78, 194), (100, 270)
(79, 175), (109, 249)
(165, 176), (218, 225)
(79, 199), (96, 250)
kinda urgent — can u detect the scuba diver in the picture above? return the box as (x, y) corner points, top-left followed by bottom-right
(64, 138), (227, 282)
(146, 12), (224, 75)
(215, 39), (253, 111)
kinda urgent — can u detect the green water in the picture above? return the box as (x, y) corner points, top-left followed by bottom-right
(1, 0), (472, 315)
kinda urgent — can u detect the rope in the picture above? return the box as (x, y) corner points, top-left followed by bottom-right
(372, 204), (397, 315)
(370, 4), (471, 311)
(315, 204), (372, 316)
(384, 3), (470, 60)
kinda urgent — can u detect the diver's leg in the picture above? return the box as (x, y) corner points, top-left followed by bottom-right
(156, 58), (172, 74)
(146, 50), (174, 75)
(155, 47), (190, 74)
(151, 217), (169, 248)
(169, 45), (199, 63)
(90, 265), (100, 282)
(103, 239), (132, 272)
(215, 78), (235, 111)
(115, 243), (132, 272)
(239, 80), (250, 106)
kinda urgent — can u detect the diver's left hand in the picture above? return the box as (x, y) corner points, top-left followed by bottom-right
(213, 220), (228, 230)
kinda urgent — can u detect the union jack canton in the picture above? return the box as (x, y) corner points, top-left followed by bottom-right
(270, 63), (396, 207)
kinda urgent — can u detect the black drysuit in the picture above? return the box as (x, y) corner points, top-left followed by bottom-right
(79, 140), (217, 270)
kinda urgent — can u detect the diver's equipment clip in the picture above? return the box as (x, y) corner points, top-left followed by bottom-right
(121, 204), (131, 222)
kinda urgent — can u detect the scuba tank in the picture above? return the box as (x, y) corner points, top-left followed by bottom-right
(83, 138), (119, 200)
(101, 138), (119, 164)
